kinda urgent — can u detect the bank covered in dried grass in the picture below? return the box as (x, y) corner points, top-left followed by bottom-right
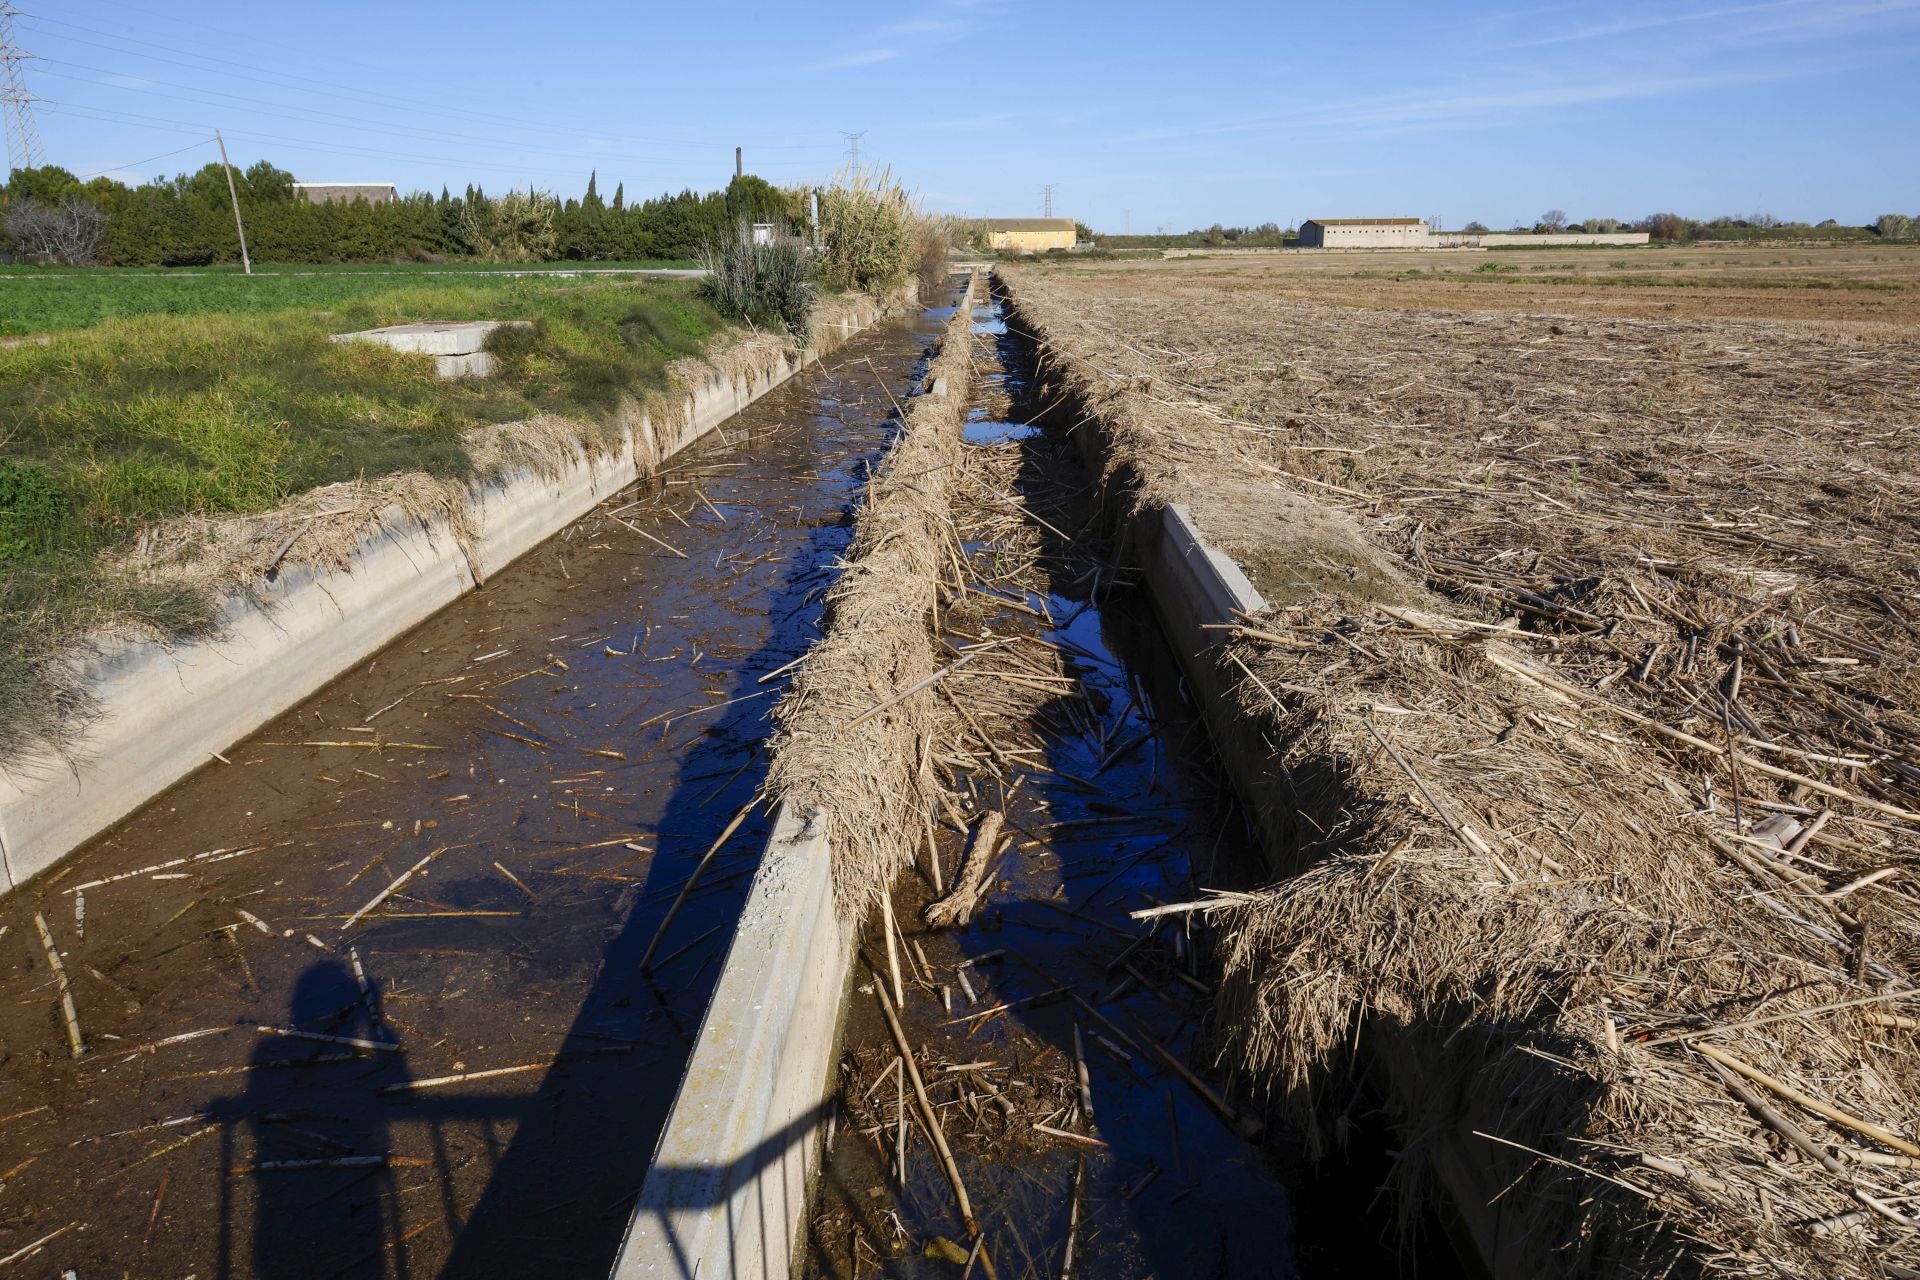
(766, 273), (978, 919)
(1000, 261), (1920, 1279)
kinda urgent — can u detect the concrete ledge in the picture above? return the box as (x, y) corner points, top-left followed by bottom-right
(330, 319), (530, 356)
(0, 291), (908, 893)
(613, 801), (850, 1280)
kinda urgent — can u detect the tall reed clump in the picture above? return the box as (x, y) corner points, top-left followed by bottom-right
(817, 165), (921, 295)
(697, 221), (817, 344)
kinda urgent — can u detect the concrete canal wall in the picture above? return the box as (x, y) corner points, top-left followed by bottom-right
(0, 286), (917, 894)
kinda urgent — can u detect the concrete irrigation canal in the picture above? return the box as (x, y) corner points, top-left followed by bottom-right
(0, 276), (1457, 1280)
(0, 294), (954, 1277)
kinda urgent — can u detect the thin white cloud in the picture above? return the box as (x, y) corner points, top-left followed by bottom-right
(811, 0), (1000, 71)
(1500, 0), (1811, 48)
(1135, 62), (1825, 144)
(805, 48), (901, 71)
(1501, 0), (1920, 47)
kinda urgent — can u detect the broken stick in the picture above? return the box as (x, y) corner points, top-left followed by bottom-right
(924, 811), (1004, 928)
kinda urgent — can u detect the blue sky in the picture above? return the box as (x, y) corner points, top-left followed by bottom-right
(13, 0), (1920, 231)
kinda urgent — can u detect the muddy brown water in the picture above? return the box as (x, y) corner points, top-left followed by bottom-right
(806, 296), (1459, 1280)
(0, 296), (958, 1278)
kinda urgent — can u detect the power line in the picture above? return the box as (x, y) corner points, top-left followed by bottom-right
(1, 1), (46, 171)
(75, 135), (210, 179)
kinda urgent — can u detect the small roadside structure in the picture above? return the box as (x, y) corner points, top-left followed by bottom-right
(1299, 217), (1431, 249)
(293, 182), (400, 205)
(329, 319), (530, 378)
(983, 218), (1077, 253)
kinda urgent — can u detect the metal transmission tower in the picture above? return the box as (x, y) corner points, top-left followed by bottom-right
(0, 2), (46, 173)
(1041, 184), (1054, 217)
(839, 130), (866, 172)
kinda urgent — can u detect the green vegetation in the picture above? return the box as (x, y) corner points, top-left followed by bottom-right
(2, 275), (726, 548)
(818, 166), (923, 293)
(0, 273), (731, 756)
(1, 161), (811, 269)
(0, 261), (698, 336)
(699, 224), (816, 343)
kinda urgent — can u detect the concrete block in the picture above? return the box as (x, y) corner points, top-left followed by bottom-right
(434, 352), (498, 379)
(330, 319), (530, 357)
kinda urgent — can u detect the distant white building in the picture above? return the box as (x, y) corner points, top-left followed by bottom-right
(1299, 218), (1430, 249)
(292, 182), (400, 205)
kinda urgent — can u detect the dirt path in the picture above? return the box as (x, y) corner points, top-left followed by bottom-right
(0, 295), (955, 1279)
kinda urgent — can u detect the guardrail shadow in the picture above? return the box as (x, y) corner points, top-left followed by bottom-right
(618, 1101), (833, 1280)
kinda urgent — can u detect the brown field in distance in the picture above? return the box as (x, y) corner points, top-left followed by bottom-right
(1059, 242), (1920, 330)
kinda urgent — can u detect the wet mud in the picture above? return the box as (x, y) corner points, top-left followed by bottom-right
(0, 295), (956, 1278)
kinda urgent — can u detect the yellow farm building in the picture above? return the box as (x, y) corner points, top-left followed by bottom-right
(984, 218), (1077, 252)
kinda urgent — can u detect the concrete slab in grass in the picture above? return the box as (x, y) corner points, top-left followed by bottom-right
(613, 800), (852, 1280)
(330, 319), (530, 371)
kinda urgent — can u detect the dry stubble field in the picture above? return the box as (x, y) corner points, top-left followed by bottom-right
(1001, 247), (1920, 1279)
(1139, 241), (1920, 330)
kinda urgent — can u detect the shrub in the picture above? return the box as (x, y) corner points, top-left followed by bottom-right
(698, 222), (816, 343)
(817, 165), (919, 293)
(459, 189), (559, 262)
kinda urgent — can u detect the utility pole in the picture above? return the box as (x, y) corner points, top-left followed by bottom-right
(214, 129), (252, 275)
(735, 146), (742, 179)
(839, 130), (866, 173)
(1041, 184), (1054, 218)
(0, 1), (46, 173)
(1123, 209), (1131, 236)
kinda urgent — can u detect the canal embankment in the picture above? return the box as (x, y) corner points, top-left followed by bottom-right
(0, 284), (950, 1278)
(0, 284), (915, 893)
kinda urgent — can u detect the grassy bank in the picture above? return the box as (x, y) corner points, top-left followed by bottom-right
(0, 260), (698, 335)
(0, 273), (731, 760)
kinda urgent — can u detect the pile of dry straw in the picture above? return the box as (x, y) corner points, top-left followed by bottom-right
(766, 274), (979, 919)
(1001, 264), (1920, 1279)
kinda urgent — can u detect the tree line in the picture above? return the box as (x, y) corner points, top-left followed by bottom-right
(0, 160), (807, 266)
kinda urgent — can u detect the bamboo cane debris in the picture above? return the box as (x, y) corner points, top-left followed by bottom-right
(341, 845), (449, 930)
(0, 1223), (79, 1269)
(923, 811), (1005, 928)
(34, 913), (85, 1060)
(873, 977), (977, 1236)
(256, 1026), (400, 1053)
(1694, 1043), (1920, 1159)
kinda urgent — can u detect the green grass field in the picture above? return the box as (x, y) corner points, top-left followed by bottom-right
(0, 270), (729, 759)
(0, 260), (699, 335)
